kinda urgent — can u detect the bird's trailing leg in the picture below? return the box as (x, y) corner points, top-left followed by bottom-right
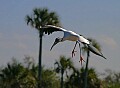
(72, 41), (78, 58)
(78, 43), (85, 65)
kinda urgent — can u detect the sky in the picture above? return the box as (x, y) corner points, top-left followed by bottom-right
(0, 0), (120, 73)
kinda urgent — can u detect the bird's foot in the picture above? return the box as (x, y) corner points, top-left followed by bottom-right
(79, 56), (85, 66)
(72, 50), (77, 58)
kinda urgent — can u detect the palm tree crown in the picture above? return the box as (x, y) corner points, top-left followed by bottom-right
(25, 8), (60, 35)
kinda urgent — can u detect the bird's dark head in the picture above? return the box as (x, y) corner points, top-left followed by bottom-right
(50, 37), (62, 51)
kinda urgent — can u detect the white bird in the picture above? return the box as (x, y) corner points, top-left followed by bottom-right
(43, 25), (107, 63)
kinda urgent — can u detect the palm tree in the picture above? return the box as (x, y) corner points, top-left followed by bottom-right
(42, 68), (60, 88)
(54, 56), (73, 88)
(0, 59), (27, 88)
(82, 38), (101, 88)
(65, 67), (101, 88)
(25, 8), (61, 87)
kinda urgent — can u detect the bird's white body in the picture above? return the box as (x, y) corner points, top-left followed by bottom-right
(62, 30), (79, 41)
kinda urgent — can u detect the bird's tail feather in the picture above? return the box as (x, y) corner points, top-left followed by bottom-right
(101, 55), (107, 59)
(88, 44), (107, 59)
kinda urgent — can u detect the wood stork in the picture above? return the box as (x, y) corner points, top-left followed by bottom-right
(42, 25), (106, 64)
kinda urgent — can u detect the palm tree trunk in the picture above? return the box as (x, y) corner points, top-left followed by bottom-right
(38, 31), (43, 87)
(83, 50), (90, 88)
(61, 68), (64, 88)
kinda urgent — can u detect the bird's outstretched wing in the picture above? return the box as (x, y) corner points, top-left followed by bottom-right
(42, 25), (67, 35)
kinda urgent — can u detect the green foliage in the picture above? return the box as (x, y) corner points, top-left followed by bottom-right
(41, 69), (60, 88)
(0, 59), (28, 88)
(65, 67), (101, 88)
(102, 69), (120, 88)
(25, 8), (61, 35)
(0, 56), (120, 88)
(0, 57), (60, 88)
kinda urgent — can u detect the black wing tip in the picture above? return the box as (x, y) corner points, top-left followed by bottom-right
(102, 56), (107, 59)
(50, 48), (52, 51)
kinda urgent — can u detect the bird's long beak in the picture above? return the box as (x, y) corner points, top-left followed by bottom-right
(50, 39), (59, 51)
